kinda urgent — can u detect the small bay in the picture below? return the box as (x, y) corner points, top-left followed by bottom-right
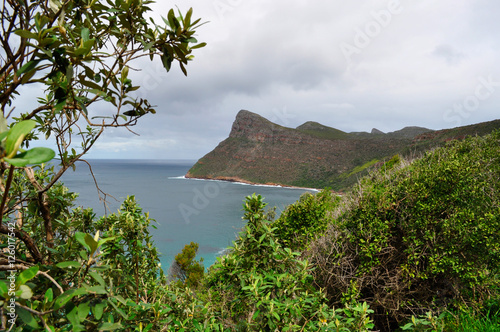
(60, 159), (315, 270)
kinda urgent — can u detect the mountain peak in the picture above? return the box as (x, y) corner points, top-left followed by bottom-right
(229, 110), (277, 139)
(371, 128), (385, 135)
(297, 121), (330, 131)
(388, 126), (433, 138)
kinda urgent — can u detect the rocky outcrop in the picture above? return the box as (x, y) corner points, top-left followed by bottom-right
(186, 110), (500, 190)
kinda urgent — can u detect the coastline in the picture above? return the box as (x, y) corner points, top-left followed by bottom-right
(183, 172), (320, 191)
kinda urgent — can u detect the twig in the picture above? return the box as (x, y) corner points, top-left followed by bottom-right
(0, 164), (15, 222)
(0, 264), (64, 294)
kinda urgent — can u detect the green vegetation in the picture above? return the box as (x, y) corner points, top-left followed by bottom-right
(203, 193), (375, 331)
(296, 122), (351, 140)
(169, 242), (205, 289)
(273, 190), (338, 250)
(345, 158), (379, 177)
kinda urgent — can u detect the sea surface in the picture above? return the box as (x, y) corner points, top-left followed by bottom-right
(60, 159), (316, 270)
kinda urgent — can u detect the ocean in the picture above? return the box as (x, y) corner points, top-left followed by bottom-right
(60, 159), (316, 270)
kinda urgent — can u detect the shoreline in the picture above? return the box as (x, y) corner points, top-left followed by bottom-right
(183, 173), (320, 191)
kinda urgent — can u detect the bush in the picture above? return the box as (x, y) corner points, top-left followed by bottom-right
(308, 131), (500, 331)
(0, 191), (172, 330)
(169, 242), (205, 288)
(205, 193), (375, 331)
(273, 189), (338, 250)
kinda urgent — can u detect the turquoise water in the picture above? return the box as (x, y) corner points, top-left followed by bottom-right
(60, 160), (315, 270)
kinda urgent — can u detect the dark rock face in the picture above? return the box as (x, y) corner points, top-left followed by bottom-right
(229, 110), (274, 140)
(229, 110), (315, 144)
(371, 128), (385, 135)
(187, 110), (500, 190)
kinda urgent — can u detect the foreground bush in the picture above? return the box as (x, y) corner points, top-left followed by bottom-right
(308, 131), (500, 331)
(273, 189), (338, 250)
(0, 193), (172, 330)
(204, 194), (375, 331)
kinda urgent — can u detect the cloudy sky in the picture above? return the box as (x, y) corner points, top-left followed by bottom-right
(18, 0), (500, 159)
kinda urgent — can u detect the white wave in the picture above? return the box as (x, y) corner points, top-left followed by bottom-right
(168, 175), (186, 179)
(169, 175), (319, 191)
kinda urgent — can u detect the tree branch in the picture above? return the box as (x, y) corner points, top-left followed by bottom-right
(24, 168), (54, 252)
(0, 223), (43, 263)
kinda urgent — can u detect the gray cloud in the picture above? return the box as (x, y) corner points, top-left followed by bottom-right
(432, 44), (465, 65)
(10, 0), (500, 159)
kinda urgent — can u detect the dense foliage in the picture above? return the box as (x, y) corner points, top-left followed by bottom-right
(169, 242), (205, 289)
(203, 193), (375, 331)
(273, 189), (338, 250)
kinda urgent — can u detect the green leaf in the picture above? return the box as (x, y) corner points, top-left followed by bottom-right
(56, 261), (82, 269)
(81, 28), (90, 42)
(167, 9), (179, 29)
(18, 284), (33, 299)
(80, 79), (102, 91)
(108, 298), (128, 319)
(184, 8), (193, 26)
(3, 157), (29, 167)
(54, 288), (87, 310)
(16, 306), (40, 329)
(4, 120), (36, 157)
(401, 322), (413, 330)
(97, 322), (123, 331)
(20, 67), (38, 84)
(89, 271), (106, 287)
(87, 285), (107, 295)
(16, 60), (41, 76)
(0, 281), (8, 297)
(83, 88), (106, 97)
(123, 110), (140, 117)
(74, 39), (95, 56)
(179, 62), (187, 76)
(75, 232), (90, 251)
(67, 64), (74, 83)
(84, 233), (99, 255)
(14, 29), (38, 39)
(78, 302), (90, 321)
(97, 236), (116, 247)
(6, 147), (55, 166)
(48, 0), (62, 14)
(16, 266), (39, 287)
(45, 288), (54, 303)
(190, 42), (207, 50)
(66, 303), (86, 331)
(0, 112), (8, 133)
(121, 66), (129, 82)
(93, 301), (106, 320)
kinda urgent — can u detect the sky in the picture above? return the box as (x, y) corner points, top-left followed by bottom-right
(15, 0), (500, 159)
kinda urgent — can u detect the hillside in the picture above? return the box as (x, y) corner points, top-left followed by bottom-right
(186, 110), (500, 190)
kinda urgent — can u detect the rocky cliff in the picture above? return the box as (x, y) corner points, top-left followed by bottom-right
(186, 110), (500, 190)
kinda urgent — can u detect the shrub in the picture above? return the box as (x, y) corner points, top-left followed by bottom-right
(273, 189), (338, 250)
(308, 131), (500, 331)
(0, 191), (172, 330)
(169, 242), (205, 288)
(205, 193), (375, 331)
